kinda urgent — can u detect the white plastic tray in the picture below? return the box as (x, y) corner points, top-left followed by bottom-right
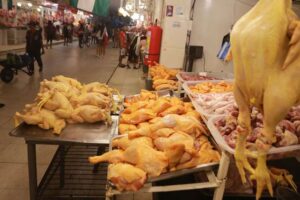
(182, 80), (234, 98)
(207, 115), (300, 155)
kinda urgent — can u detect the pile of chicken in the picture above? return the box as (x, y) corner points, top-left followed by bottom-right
(15, 76), (119, 134)
(188, 81), (233, 95)
(150, 63), (179, 91)
(194, 93), (237, 116)
(89, 96), (220, 191)
(231, 0), (300, 199)
(214, 106), (300, 150)
(123, 90), (158, 108)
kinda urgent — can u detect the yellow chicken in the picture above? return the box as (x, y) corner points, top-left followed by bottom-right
(231, 0), (299, 199)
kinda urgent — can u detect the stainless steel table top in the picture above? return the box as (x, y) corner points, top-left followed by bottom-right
(9, 116), (119, 145)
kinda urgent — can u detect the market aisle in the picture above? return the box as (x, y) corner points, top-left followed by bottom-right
(0, 43), (145, 200)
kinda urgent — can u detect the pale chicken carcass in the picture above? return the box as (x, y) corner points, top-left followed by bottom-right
(51, 75), (82, 89)
(118, 124), (137, 135)
(107, 163), (147, 191)
(112, 135), (154, 150)
(231, 0), (300, 199)
(128, 114), (208, 139)
(70, 92), (111, 108)
(37, 90), (73, 119)
(120, 109), (156, 125)
(15, 108), (66, 134)
(69, 105), (110, 124)
(89, 144), (168, 177)
(154, 131), (195, 153)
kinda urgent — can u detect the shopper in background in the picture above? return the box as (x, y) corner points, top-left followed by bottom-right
(128, 31), (139, 69)
(78, 23), (84, 48)
(26, 21), (45, 73)
(45, 21), (55, 49)
(118, 27), (128, 68)
(100, 24), (108, 57)
(67, 23), (73, 43)
(112, 28), (119, 48)
(63, 23), (69, 46)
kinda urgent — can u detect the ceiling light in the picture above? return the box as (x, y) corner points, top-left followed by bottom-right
(37, 8), (41, 12)
(17, 2), (22, 7)
(28, 3), (33, 7)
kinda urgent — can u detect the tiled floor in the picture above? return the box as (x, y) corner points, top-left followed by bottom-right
(0, 43), (150, 200)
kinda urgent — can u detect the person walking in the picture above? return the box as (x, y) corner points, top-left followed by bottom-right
(78, 23), (84, 48)
(118, 27), (129, 68)
(63, 23), (69, 46)
(26, 21), (44, 73)
(100, 25), (108, 57)
(45, 20), (55, 49)
(113, 28), (119, 48)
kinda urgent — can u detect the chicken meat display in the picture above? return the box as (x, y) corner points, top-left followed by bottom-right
(187, 81), (233, 96)
(15, 76), (119, 134)
(90, 92), (220, 191)
(149, 63), (179, 91)
(231, 0), (300, 199)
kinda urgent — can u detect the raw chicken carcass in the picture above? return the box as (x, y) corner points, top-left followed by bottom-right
(154, 131), (195, 153)
(89, 144), (168, 177)
(71, 92), (111, 108)
(231, 0), (300, 199)
(107, 163), (147, 191)
(69, 105), (110, 124)
(112, 136), (154, 150)
(89, 150), (124, 164)
(120, 109), (156, 125)
(15, 108), (66, 134)
(52, 75), (82, 89)
(37, 90), (73, 119)
(129, 114), (208, 139)
(118, 124), (137, 135)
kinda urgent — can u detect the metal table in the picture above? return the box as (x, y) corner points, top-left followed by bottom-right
(9, 116), (118, 200)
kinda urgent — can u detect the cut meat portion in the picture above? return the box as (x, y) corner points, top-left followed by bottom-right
(112, 136), (153, 150)
(89, 150), (124, 164)
(108, 163), (147, 191)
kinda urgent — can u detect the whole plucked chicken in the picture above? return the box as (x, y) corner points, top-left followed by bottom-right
(231, 0), (300, 199)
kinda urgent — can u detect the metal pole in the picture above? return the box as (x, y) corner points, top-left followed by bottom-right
(27, 143), (37, 200)
(213, 151), (231, 200)
(59, 145), (65, 188)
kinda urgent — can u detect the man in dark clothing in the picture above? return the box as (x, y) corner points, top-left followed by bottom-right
(78, 23), (84, 48)
(45, 20), (55, 49)
(63, 23), (69, 46)
(26, 21), (44, 73)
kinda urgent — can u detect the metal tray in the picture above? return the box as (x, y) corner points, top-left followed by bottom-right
(9, 116), (119, 145)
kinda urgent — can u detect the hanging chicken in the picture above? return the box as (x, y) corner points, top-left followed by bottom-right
(231, 0), (300, 199)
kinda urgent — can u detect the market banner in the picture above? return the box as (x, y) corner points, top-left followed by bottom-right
(55, 0), (110, 16)
(0, 0), (13, 9)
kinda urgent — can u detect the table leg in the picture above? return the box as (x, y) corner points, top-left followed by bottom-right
(213, 151), (230, 200)
(27, 143), (37, 200)
(60, 145), (65, 188)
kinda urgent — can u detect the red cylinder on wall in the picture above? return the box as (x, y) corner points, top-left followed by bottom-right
(145, 24), (163, 66)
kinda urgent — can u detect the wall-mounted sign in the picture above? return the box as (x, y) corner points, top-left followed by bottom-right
(166, 5), (173, 17)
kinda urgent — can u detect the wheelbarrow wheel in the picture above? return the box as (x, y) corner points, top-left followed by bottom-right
(0, 68), (14, 83)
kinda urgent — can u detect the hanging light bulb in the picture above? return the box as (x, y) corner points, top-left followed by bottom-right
(17, 2), (22, 7)
(28, 3), (33, 7)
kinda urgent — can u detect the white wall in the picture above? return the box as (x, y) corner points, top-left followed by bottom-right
(190, 0), (257, 73)
(190, 0), (300, 73)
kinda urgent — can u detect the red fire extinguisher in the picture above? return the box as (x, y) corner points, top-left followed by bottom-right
(145, 20), (163, 66)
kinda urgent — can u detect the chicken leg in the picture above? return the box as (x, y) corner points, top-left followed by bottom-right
(234, 86), (254, 184)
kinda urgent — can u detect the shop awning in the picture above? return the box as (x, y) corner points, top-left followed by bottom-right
(57, 0), (110, 16)
(0, 0), (13, 9)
